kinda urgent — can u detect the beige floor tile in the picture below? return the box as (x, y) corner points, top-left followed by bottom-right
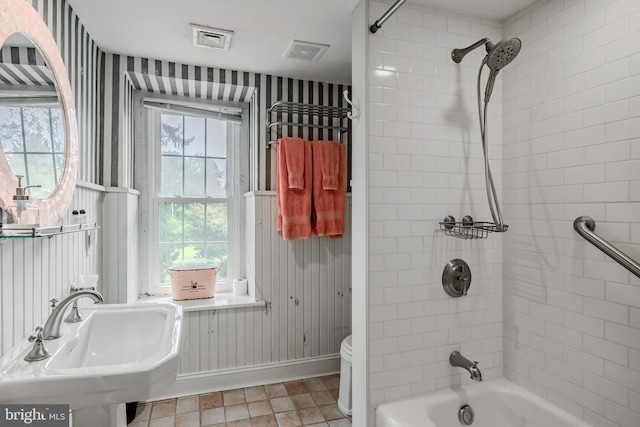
(201, 392), (224, 410)
(201, 407), (226, 425)
(310, 391), (336, 406)
(327, 419), (351, 426)
(302, 378), (328, 392)
(328, 389), (340, 401)
(297, 406), (324, 425)
(224, 389), (247, 406)
(227, 419), (252, 427)
(270, 396), (295, 413)
(250, 414), (278, 427)
(177, 396), (200, 414)
(244, 386), (268, 402)
(175, 411), (200, 427)
(127, 421), (149, 427)
(284, 381), (308, 395)
(304, 424), (328, 427)
(274, 410), (302, 427)
(322, 375), (340, 390)
(265, 383), (287, 399)
(318, 404), (343, 422)
(149, 415), (175, 427)
(225, 403), (250, 421)
(290, 393), (315, 410)
(150, 400), (176, 419)
(202, 423), (227, 427)
(248, 400), (273, 417)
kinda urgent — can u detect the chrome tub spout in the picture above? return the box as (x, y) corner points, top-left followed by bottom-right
(42, 290), (103, 339)
(450, 351), (482, 381)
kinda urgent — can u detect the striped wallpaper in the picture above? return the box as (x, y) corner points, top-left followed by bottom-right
(0, 0), (101, 355)
(101, 53), (351, 191)
(0, 45), (54, 86)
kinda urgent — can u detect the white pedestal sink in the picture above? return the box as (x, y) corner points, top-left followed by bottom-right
(0, 302), (183, 427)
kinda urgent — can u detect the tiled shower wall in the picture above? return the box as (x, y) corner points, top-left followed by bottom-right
(366, 1), (504, 409)
(502, 1), (640, 426)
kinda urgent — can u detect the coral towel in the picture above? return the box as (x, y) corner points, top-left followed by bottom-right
(312, 141), (346, 238)
(276, 137), (312, 240)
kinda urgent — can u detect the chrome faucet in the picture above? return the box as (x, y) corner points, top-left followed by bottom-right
(42, 290), (103, 339)
(450, 351), (482, 381)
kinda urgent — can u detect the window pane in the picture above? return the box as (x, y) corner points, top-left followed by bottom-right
(158, 243), (181, 284)
(184, 157), (205, 196)
(206, 158), (227, 197)
(23, 107), (52, 152)
(205, 243), (227, 282)
(25, 154), (56, 199)
(0, 107), (24, 152)
(4, 154), (25, 176)
(160, 156), (183, 196)
(206, 118), (226, 158)
(183, 202), (205, 243)
(159, 203), (183, 244)
(160, 114), (183, 155)
(206, 203), (228, 242)
(51, 108), (64, 152)
(184, 116), (206, 157)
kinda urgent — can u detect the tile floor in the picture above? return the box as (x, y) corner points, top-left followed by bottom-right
(129, 374), (352, 427)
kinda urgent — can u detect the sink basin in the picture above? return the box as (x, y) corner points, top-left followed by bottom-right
(0, 302), (182, 415)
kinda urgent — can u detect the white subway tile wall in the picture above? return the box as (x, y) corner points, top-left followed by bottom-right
(369, 0), (640, 426)
(368, 0), (504, 409)
(503, 0), (640, 426)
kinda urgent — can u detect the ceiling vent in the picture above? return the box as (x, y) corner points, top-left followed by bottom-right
(191, 24), (233, 51)
(283, 40), (330, 61)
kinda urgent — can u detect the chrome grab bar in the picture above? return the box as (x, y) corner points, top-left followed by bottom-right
(573, 216), (640, 279)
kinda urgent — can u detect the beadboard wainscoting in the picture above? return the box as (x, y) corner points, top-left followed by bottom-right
(151, 192), (352, 399)
(0, 184), (102, 355)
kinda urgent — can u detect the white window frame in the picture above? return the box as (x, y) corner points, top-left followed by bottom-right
(135, 92), (249, 296)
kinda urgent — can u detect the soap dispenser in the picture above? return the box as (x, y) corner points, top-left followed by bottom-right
(2, 175), (41, 226)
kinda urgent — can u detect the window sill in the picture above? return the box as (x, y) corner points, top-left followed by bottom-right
(136, 292), (265, 312)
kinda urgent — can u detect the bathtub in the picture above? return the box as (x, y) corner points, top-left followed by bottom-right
(376, 379), (591, 427)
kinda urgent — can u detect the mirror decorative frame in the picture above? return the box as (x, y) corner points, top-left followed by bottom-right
(0, 0), (78, 227)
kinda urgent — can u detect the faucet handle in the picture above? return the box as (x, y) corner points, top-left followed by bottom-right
(25, 327), (50, 362)
(49, 298), (58, 310)
(28, 326), (44, 342)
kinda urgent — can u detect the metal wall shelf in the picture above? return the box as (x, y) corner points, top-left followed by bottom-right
(439, 215), (508, 240)
(0, 222), (99, 239)
(267, 101), (350, 146)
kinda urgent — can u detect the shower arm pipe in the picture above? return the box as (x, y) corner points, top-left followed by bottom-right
(370, 0), (407, 33)
(574, 216), (640, 279)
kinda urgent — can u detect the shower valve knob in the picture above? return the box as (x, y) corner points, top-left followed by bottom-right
(442, 259), (472, 298)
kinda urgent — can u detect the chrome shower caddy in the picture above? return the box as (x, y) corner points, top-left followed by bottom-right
(439, 215), (508, 240)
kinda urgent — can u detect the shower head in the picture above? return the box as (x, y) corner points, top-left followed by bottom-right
(483, 38), (521, 102)
(451, 37), (521, 67)
(484, 38), (521, 71)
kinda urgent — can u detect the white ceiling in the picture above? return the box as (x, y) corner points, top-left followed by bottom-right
(67, 0), (538, 86)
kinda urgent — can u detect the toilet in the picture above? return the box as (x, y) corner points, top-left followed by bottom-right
(337, 334), (352, 416)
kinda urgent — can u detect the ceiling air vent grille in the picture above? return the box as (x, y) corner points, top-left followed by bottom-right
(284, 40), (329, 61)
(191, 24), (233, 51)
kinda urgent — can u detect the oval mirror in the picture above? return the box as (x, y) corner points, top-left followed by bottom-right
(0, 0), (78, 227)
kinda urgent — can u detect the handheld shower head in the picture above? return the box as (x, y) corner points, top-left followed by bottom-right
(483, 38), (521, 102)
(485, 38), (521, 72)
